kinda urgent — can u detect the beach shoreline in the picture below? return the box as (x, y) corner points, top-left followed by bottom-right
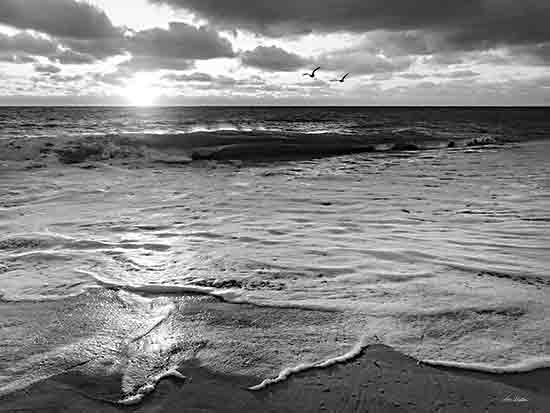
(2, 344), (549, 412)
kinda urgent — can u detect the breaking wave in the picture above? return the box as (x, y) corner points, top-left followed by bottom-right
(0, 128), (508, 166)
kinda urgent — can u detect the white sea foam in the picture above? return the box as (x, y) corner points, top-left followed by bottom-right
(422, 357), (550, 374)
(250, 336), (375, 391)
(250, 339), (550, 392)
(118, 369), (187, 406)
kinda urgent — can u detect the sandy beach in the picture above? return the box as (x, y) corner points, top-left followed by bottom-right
(2, 344), (549, 412)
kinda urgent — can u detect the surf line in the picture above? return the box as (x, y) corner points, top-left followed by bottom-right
(249, 335), (379, 391)
(78, 268), (342, 313)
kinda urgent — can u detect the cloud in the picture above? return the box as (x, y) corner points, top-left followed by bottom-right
(398, 70), (480, 80)
(50, 74), (85, 82)
(0, 32), (58, 56)
(0, 31), (101, 65)
(163, 72), (216, 82)
(150, 0), (476, 35)
(127, 23), (235, 60)
(11, 55), (38, 64)
(62, 37), (126, 61)
(0, 3), (235, 71)
(92, 71), (127, 86)
(162, 72), (262, 89)
(506, 43), (550, 65)
(0, 20), (236, 71)
(151, 0), (550, 58)
(53, 48), (98, 65)
(399, 72), (426, 80)
(0, 7), (122, 65)
(318, 47), (413, 75)
(34, 63), (62, 74)
(241, 46), (309, 71)
(120, 56), (195, 72)
(0, 0), (120, 39)
(437, 70), (480, 79)
(118, 22), (235, 71)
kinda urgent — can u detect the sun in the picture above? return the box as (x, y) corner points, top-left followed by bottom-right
(123, 80), (160, 106)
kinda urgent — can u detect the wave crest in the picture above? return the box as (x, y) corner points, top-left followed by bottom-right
(0, 129), (508, 166)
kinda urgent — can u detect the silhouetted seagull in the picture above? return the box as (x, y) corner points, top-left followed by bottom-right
(303, 67), (321, 78)
(331, 73), (350, 83)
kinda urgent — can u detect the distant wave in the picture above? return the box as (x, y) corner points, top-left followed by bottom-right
(0, 128), (508, 166)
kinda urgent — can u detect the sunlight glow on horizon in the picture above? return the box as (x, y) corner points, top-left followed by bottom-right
(122, 77), (160, 106)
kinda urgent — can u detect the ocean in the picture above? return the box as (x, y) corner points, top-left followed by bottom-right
(1, 107), (549, 403)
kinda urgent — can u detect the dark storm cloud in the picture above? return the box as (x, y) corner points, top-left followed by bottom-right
(0, 31), (104, 66)
(0, 0), (120, 39)
(118, 22), (235, 71)
(149, 0), (480, 35)
(62, 37), (126, 61)
(0, 1), (235, 70)
(0, 32), (58, 56)
(1, 19), (235, 71)
(240, 46), (309, 71)
(0, 31), (101, 65)
(127, 23), (235, 60)
(151, 0), (550, 56)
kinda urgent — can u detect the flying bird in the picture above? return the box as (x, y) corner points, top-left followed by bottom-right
(331, 73), (350, 83)
(303, 67), (321, 78)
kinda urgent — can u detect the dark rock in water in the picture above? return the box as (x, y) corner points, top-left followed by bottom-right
(466, 136), (497, 147)
(153, 157), (192, 165)
(193, 278), (244, 289)
(191, 148), (216, 161)
(55, 145), (103, 164)
(25, 163), (46, 170)
(390, 143), (419, 151)
(447, 141), (456, 148)
(0, 238), (43, 250)
(191, 143), (377, 162)
(44, 142), (54, 147)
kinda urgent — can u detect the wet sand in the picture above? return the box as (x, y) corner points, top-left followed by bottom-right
(2, 344), (549, 412)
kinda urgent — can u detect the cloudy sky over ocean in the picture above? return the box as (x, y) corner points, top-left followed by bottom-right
(0, 0), (549, 105)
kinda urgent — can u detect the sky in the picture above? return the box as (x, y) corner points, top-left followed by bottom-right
(0, 0), (549, 105)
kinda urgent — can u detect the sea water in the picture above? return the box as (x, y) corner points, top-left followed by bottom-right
(1, 107), (549, 402)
